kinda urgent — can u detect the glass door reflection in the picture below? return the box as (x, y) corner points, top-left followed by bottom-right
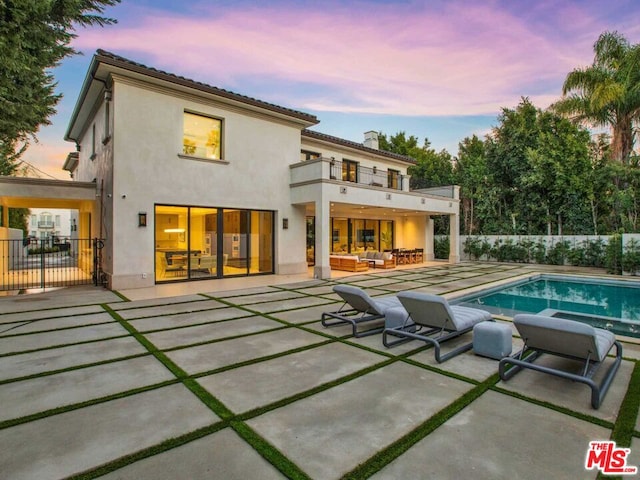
(223, 209), (248, 275)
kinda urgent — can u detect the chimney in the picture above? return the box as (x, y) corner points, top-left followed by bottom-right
(363, 131), (379, 150)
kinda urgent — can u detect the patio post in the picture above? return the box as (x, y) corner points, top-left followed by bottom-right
(449, 212), (460, 263)
(1, 204), (7, 228)
(425, 216), (435, 260)
(314, 199), (331, 279)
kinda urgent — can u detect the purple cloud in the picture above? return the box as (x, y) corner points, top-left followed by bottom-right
(71, 1), (640, 117)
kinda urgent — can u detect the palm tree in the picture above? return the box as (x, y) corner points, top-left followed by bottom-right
(553, 31), (640, 164)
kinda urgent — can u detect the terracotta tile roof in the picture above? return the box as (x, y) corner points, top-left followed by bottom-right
(302, 129), (416, 164)
(95, 49), (319, 125)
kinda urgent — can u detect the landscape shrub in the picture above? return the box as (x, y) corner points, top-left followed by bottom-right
(606, 233), (623, 275)
(622, 239), (640, 275)
(463, 237), (489, 261)
(434, 236), (450, 259)
(461, 235), (635, 274)
(546, 240), (571, 265)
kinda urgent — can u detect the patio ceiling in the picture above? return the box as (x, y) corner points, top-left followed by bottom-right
(304, 202), (449, 219)
(0, 176), (97, 210)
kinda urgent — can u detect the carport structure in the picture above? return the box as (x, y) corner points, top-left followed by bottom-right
(0, 176), (98, 290)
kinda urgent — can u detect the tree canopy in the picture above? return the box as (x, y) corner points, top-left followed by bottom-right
(553, 31), (640, 165)
(382, 97), (639, 236)
(378, 132), (453, 189)
(0, 0), (119, 172)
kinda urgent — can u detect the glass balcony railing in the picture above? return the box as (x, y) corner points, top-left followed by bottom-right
(290, 157), (459, 199)
(327, 160), (406, 190)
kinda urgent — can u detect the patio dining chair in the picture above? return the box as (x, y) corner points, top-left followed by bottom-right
(321, 285), (402, 337)
(383, 291), (492, 362)
(499, 314), (622, 409)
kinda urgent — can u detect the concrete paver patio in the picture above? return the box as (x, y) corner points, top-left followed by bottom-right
(1, 264), (639, 479)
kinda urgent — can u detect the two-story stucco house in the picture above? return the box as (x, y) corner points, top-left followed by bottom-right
(63, 50), (459, 290)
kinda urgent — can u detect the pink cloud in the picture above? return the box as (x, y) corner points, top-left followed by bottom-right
(71, 2), (640, 116)
(20, 138), (72, 180)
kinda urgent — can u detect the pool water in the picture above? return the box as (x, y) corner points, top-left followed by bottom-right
(453, 275), (640, 337)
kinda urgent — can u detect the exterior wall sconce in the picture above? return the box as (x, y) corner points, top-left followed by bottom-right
(282, 218), (289, 229)
(138, 212), (147, 227)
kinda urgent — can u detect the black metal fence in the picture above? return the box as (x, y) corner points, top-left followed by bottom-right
(0, 238), (104, 291)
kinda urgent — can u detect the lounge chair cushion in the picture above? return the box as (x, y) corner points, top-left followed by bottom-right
(397, 291), (491, 331)
(513, 314), (614, 362)
(333, 285), (401, 315)
(449, 306), (493, 331)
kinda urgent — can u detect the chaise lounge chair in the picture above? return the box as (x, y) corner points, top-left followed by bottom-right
(321, 285), (402, 337)
(499, 314), (622, 409)
(382, 292), (492, 362)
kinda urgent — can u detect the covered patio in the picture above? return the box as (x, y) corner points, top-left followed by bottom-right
(290, 159), (461, 279)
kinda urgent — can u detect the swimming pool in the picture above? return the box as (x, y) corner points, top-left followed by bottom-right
(453, 275), (640, 337)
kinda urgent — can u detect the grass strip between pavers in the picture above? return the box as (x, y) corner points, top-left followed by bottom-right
(101, 302), (339, 480)
(114, 301), (231, 320)
(490, 386), (614, 429)
(66, 422), (227, 480)
(231, 421), (312, 480)
(340, 373), (501, 479)
(203, 293), (337, 323)
(161, 325), (290, 353)
(611, 361), (640, 446)
(191, 338), (335, 379)
(0, 319), (119, 338)
(235, 358), (396, 422)
(101, 304), (234, 420)
(109, 290), (131, 302)
(128, 312), (257, 335)
(0, 379), (179, 430)
(0, 351), (150, 386)
(0, 333), (131, 358)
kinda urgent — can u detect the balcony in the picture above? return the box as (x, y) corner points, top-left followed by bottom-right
(290, 157), (410, 192)
(37, 221), (55, 229)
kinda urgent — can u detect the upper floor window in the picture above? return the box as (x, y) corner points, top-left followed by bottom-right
(342, 159), (358, 183)
(388, 169), (400, 189)
(183, 112), (222, 160)
(300, 150), (320, 162)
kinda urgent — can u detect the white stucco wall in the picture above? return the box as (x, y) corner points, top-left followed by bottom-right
(105, 79), (307, 288)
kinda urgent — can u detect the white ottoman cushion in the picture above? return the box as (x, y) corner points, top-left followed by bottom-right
(473, 321), (512, 359)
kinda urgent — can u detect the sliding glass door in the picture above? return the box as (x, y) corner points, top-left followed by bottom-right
(155, 205), (273, 282)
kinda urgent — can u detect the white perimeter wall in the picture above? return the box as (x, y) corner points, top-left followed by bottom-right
(453, 234), (640, 260)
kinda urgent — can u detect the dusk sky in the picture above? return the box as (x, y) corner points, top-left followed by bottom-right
(22, 0), (640, 179)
